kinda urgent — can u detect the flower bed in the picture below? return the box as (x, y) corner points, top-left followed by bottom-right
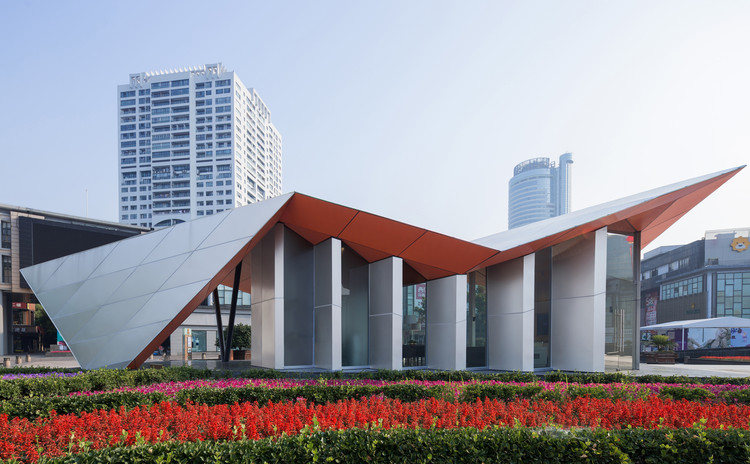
(699, 356), (750, 362)
(3, 368), (750, 462)
(71, 377), (750, 402)
(2, 396), (749, 462)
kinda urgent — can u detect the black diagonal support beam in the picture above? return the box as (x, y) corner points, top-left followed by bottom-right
(213, 288), (226, 359)
(222, 262), (242, 362)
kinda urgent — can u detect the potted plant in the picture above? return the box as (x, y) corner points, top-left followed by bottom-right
(644, 334), (678, 364)
(217, 323), (252, 360)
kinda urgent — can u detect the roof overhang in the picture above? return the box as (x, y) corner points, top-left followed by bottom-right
(20, 166), (743, 370)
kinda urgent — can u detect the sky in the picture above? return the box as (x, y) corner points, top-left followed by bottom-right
(1, 1), (748, 254)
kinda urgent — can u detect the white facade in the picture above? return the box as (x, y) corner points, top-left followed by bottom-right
(118, 63), (282, 228)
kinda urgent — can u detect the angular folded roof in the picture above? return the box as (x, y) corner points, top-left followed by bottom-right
(21, 166), (743, 369)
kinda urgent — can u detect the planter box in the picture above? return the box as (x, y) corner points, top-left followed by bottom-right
(232, 350), (251, 360)
(644, 351), (678, 364)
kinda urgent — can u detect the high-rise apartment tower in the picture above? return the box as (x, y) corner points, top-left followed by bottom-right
(508, 153), (573, 229)
(118, 63), (282, 228)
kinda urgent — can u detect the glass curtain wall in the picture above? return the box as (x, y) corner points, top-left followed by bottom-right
(605, 233), (639, 371)
(402, 283), (426, 367)
(466, 269), (487, 367)
(534, 248), (552, 368)
(283, 227), (314, 366)
(341, 244), (369, 367)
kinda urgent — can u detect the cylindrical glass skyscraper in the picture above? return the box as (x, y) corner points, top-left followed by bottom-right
(508, 153), (573, 229)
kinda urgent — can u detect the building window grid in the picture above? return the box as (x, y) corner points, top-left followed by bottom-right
(716, 272), (750, 317)
(660, 276), (703, 301)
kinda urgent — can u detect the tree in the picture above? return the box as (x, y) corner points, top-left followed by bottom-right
(217, 323), (252, 350)
(649, 334), (676, 352)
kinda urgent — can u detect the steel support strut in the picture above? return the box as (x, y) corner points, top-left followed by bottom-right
(222, 262), (242, 362)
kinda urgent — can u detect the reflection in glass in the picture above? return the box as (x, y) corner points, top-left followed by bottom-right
(403, 284), (426, 367)
(191, 330), (207, 353)
(341, 244), (369, 366)
(283, 227), (314, 366)
(466, 269), (487, 367)
(606, 233), (637, 371)
(534, 248), (552, 368)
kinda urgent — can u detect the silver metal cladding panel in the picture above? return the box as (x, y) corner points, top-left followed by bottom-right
(477, 167), (741, 251)
(20, 194), (294, 370)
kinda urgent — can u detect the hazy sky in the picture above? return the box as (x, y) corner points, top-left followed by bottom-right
(1, 1), (748, 253)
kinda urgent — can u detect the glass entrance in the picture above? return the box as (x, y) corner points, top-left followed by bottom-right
(605, 233), (638, 371)
(403, 283), (426, 367)
(341, 244), (369, 367)
(466, 270), (487, 367)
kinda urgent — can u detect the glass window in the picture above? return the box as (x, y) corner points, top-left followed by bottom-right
(342, 244), (369, 366)
(534, 247), (552, 368)
(605, 233), (637, 371)
(716, 272), (750, 316)
(284, 228), (314, 366)
(1, 221), (10, 249)
(466, 269), (487, 367)
(403, 279), (426, 367)
(2, 255), (11, 283)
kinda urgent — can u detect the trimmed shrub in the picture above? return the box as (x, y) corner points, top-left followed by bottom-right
(35, 427), (750, 464)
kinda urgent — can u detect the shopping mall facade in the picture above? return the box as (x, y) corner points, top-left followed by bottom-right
(21, 167), (743, 372)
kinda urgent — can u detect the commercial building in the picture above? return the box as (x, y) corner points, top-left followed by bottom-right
(118, 62), (282, 228)
(508, 153), (573, 229)
(640, 227), (750, 326)
(21, 167), (742, 372)
(0, 204), (146, 355)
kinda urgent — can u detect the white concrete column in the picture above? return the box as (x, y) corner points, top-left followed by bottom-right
(313, 238), (342, 370)
(486, 254), (535, 371)
(426, 274), (467, 371)
(550, 228), (608, 372)
(369, 257), (402, 370)
(250, 224), (285, 369)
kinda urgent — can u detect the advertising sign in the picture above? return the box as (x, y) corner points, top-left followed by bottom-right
(644, 292), (658, 326)
(415, 283), (426, 308)
(687, 327), (750, 349)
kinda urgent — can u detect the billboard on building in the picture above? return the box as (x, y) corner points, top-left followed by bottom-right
(686, 327), (750, 349)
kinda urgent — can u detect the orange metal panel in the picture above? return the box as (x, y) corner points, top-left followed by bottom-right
(404, 259), (454, 281)
(280, 194), (358, 237)
(338, 212), (426, 255)
(284, 223), (333, 245)
(615, 203), (672, 232)
(401, 231), (498, 274)
(343, 241), (392, 263)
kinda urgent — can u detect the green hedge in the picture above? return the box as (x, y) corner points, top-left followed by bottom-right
(0, 367), (80, 375)
(176, 383), (444, 406)
(36, 427), (750, 463)
(0, 366), (217, 401)
(0, 392), (168, 420)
